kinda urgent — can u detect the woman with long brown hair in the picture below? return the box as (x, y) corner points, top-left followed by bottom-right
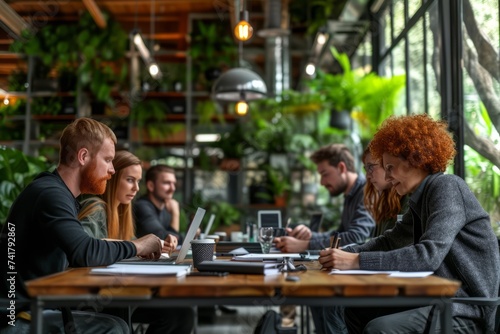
(362, 144), (408, 237)
(78, 150), (193, 334)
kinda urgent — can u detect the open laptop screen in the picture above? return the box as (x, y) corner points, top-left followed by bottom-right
(203, 214), (216, 236)
(118, 207), (206, 264)
(308, 212), (323, 232)
(174, 207), (206, 263)
(257, 210), (282, 228)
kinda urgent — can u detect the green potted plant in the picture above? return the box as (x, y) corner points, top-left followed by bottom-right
(262, 164), (292, 206)
(191, 191), (242, 233)
(307, 47), (405, 138)
(0, 148), (51, 225)
(210, 123), (252, 171)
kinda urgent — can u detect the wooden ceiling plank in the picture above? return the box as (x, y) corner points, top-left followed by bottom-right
(82, 0), (107, 28)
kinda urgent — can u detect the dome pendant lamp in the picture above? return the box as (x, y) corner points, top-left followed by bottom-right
(212, 0), (267, 114)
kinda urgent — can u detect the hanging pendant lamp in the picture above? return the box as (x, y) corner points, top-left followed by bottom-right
(212, 68), (267, 102)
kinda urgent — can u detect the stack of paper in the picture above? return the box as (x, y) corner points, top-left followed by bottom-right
(91, 264), (191, 277)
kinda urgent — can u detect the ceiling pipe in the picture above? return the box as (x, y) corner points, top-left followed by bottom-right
(258, 0), (291, 98)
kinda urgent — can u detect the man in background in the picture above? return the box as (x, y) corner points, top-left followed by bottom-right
(134, 164), (182, 249)
(275, 143), (374, 251)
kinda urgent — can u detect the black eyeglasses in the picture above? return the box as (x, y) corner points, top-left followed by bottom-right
(364, 163), (379, 174)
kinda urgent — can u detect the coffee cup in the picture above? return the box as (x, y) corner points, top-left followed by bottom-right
(190, 239), (215, 269)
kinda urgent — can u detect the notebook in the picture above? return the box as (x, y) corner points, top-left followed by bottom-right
(119, 207), (206, 265)
(196, 260), (281, 275)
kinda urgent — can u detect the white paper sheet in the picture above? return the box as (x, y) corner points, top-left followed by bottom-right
(329, 269), (398, 275)
(388, 271), (433, 278)
(329, 269), (433, 278)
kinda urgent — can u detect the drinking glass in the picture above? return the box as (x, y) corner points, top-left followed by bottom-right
(258, 227), (275, 254)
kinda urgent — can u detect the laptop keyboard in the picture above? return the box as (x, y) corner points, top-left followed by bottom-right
(119, 256), (176, 263)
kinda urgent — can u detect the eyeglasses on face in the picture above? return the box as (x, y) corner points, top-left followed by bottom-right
(363, 163), (379, 174)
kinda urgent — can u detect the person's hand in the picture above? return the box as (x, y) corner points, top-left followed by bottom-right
(318, 248), (360, 270)
(286, 224), (312, 240)
(131, 234), (162, 259)
(165, 198), (180, 216)
(274, 236), (309, 253)
(162, 234), (178, 254)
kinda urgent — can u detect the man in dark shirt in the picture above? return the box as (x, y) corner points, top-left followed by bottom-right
(0, 118), (162, 333)
(275, 144), (375, 252)
(134, 165), (182, 249)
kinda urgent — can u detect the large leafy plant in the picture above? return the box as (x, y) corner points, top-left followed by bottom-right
(0, 148), (51, 225)
(307, 48), (406, 140)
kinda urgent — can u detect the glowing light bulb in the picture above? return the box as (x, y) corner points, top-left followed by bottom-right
(148, 63), (159, 76)
(305, 63), (316, 76)
(235, 101), (248, 116)
(234, 20), (253, 41)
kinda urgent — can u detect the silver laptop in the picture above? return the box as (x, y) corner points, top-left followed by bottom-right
(119, 207), (206, 265)
(203, 214), (216, 235)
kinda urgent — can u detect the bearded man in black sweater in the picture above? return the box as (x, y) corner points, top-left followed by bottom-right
(0, 118), (163, 333)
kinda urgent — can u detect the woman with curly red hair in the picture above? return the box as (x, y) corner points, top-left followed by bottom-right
(318, 114), (500, 333)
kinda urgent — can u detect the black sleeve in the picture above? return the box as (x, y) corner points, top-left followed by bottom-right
(39, 188), (136, 267)
(133, 199), (170, 239)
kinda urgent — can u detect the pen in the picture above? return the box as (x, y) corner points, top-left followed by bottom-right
(334, 237), (341, 249)
(330, 234), (338, 249)
(284, 218), (291, 236)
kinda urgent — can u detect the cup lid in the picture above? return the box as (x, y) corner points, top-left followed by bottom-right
(191, 239), (215, 244)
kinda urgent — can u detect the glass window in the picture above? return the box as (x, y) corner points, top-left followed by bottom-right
(393, 0), (406, 38)
(407, 19), (425, 114)
(382, 5), (393, 52)
(425, 4), (441, 119)
(392, 41), (407, 115)
(408, 0), (422, 19)
(463, 0), (500, 225)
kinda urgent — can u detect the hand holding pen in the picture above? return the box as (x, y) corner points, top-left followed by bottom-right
(318, 233), (360, 270)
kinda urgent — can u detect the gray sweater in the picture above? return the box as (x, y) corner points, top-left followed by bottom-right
(309, 174), (375, 249)
(348, 173), (500, 331)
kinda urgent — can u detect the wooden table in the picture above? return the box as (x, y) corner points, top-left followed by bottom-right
(26, 261), (461, 334)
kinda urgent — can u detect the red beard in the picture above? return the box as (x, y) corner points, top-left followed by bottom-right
(80, 160), (111, 195)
